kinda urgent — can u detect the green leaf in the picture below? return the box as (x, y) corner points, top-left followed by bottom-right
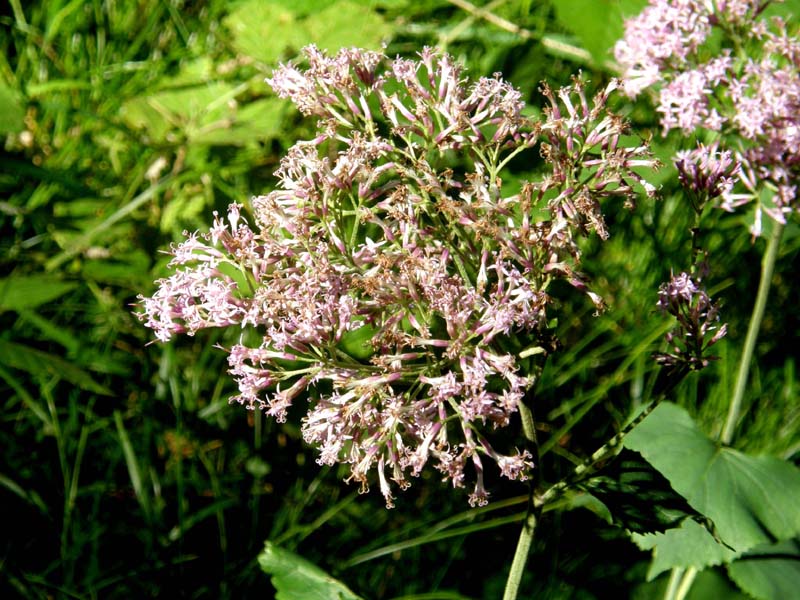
(580, 449), (700, 535)
(121, 84), (284, 146)
(727, 541), (800, 600)
(637, 568), (751, 600)
(224, 0), (390, 67)
(258, 541), (363, 600)
(158, 57), (216, 88)
(120, 82), (241, 143)
(191, 98), (286, 146)
(0, 339), (112, 395)
(17, 309), (80, 354)
(685, 569), (751, 600)
(558, 489), (613, 524)
(624, 402), (800, 552)
(768, 0), (800, 19)
(0, 275), (78, 313)
(551, 0), (648, 64)
(53, 198), (111, 218)
(303, 1), (391, 53)
(223, 1), (306, 65)
(159, 193), (208, 235)
(0, 81), (25, 134)
(114, 411), (152, 521)
(267, 0), (337, 17)
(0, 471), (48, 514)
(632, 519), (739, 580)
(81, 252), (152, 288)
(339, 325), (378, 361)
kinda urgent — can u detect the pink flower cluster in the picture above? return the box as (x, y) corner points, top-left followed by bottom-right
(615, 0), (799, 234)
(138, 46), (657, 507)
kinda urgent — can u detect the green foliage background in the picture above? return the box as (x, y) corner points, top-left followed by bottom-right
(1, 0), (797, 598)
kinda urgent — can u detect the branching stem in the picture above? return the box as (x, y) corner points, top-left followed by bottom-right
(502, 356), (686, 600)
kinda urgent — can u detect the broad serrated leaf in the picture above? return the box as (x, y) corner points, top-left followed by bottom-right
(632, 518), (739, 580)
(158, 57), (215, 88)
(727, 541), (800, 600)
(0, 275), (78, 312)
(268, 0), (337, 17)
(122, 85), (284, 146)
(258, 541), (363, 600)
(623, 402), (800, 552)
(159, 193), (208, 235)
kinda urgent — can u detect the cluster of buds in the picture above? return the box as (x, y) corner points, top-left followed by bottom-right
(654, 272), (728, 373)
(674, 142), (740, 212)
(615, 0), (799, 235)
(138, 45), (657, 507)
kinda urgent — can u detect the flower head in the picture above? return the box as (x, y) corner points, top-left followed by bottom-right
(674, 142), (740, 211)
(138, 46), (657, 506)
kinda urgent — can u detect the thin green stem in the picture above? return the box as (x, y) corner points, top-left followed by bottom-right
(518, 396), (536, 443)
(721, 220), (783, 444)
(663, 568), (684, 600)
(675, 567), (698, 600)
(664, 566), (698, 600)
(502, 367), (543, 600)
(502, 508), (537, 600)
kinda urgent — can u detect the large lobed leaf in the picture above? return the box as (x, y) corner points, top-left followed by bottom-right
(623, 402), (800, 553)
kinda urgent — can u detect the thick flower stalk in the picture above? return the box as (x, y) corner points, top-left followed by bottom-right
(615, 0), (799, 235)
(138, 46), (657, 507)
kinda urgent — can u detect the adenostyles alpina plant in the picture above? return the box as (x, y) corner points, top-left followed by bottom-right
(138, 45), (658, 508)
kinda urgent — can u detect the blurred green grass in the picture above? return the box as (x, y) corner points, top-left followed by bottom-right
(1, 0), (797, 598)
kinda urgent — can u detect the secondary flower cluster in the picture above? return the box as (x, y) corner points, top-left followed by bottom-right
(615, 0), (799, 234)
(654, 271), (728, 373)
(138, 46), (657, 507)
